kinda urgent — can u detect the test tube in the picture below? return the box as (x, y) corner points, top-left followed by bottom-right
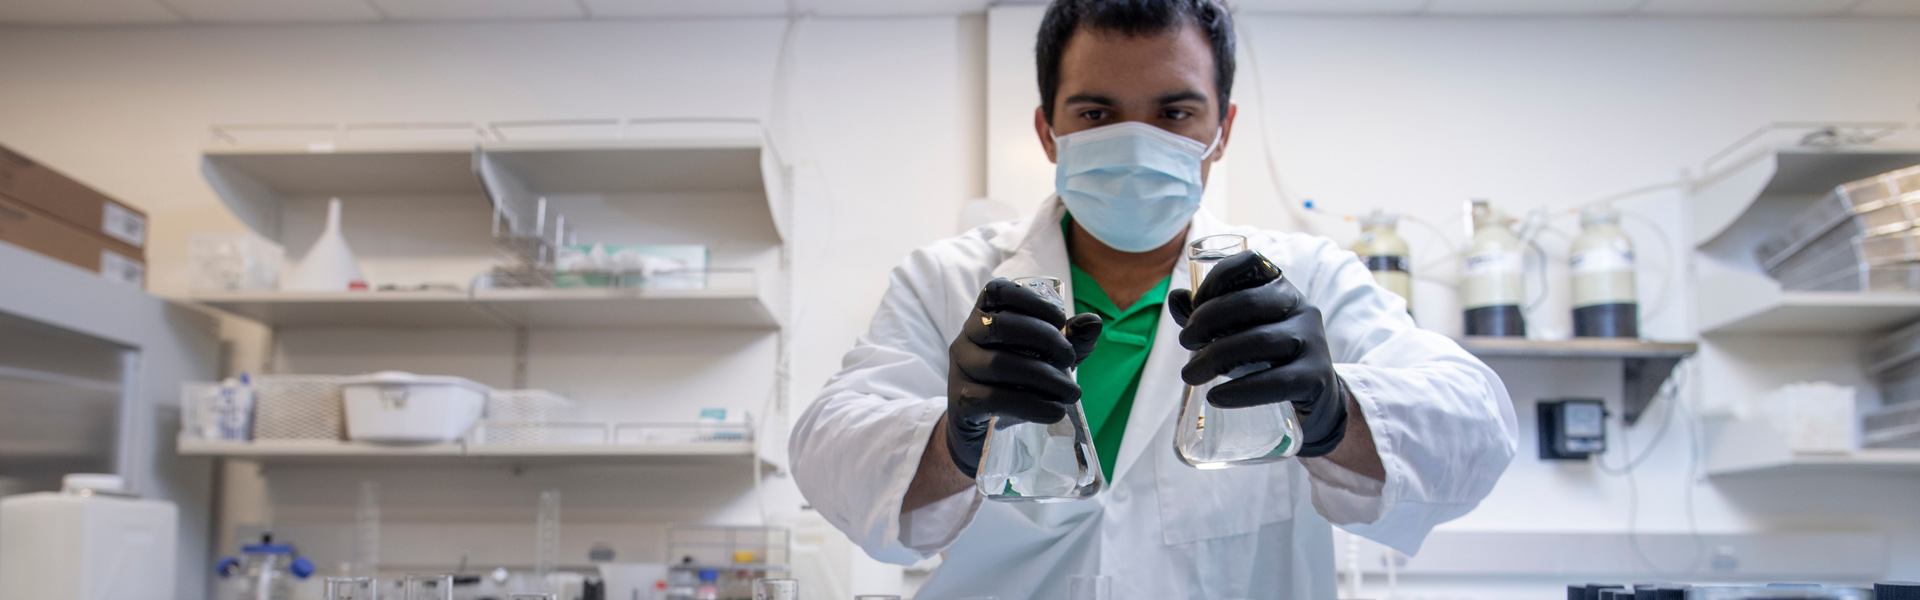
(326, 577), (377, 600)
(1068, 575), (1110, 600)
(754, 579), (799, 600)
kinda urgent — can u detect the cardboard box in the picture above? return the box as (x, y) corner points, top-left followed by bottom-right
(0, 194), (144, 287)
(0, 144), (147, 249)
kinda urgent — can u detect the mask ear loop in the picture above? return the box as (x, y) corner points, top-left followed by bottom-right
(1200, 126), (1224, 161)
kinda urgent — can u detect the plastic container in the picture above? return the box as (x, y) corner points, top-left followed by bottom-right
(342, 371), (490, 444)
(1757, 167), (1919, 270)
(1864, 401), (1920, 448)
(0, 474), (178, 600)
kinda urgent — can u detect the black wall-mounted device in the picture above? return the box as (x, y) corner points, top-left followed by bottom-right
(1539, 398), (1607, 460)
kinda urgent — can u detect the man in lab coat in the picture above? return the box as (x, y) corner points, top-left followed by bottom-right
(789, 1), (1518, 598)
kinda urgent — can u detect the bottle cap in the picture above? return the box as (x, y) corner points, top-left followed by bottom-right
(699, 569), (718, 582)
(1581, 203), (1621, 227)
(1360, 209), (1400, 229)
(62, 473), (126, 495)
(732, 550), (756, 563)
(1876, 581), (1920, 600)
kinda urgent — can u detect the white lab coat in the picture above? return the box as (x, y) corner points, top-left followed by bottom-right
(790, 196), (1518, 600)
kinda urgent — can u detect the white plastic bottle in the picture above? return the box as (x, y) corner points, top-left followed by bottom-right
(1352, 210), (1413, 313)
(0, 474), (179, 600)
(1570, 203), (1638, 338)
(1463, 200), (1526, 337)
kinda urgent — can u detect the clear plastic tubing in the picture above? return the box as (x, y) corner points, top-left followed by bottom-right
(975, 276), (1104, 502)
(1173, 234), (1304, 469)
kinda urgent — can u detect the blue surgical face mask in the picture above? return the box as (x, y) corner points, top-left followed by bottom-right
(1053, 121), (1221, 253)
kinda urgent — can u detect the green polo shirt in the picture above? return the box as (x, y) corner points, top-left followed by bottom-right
(1069, 260), (1171, 483)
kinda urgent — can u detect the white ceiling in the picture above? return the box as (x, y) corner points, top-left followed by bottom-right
(0, 0), (1913, 25)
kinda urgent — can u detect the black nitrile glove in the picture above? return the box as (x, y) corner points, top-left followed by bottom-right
(946, 278), (1103, 478)
(1167, 251), (1349, 458)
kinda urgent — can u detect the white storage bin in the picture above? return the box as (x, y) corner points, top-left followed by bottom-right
(0, 474), (178, 600)
(342, 371), (490, 444)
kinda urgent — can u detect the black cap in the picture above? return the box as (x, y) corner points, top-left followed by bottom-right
(1631, 583), (1658, 600)
(1877, 581), (1920, 600)
(1600, 590), (1628, 600)
(1569, 585), (1587, 600)
(1654, 585), (1688, 600)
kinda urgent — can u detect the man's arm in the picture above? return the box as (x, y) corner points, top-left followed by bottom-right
(903, 415), (974, 512)
(1318, 391), (1385, 481)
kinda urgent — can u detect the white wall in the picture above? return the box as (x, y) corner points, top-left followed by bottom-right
(0, 15), (979, 599)
(988, 7), (1920, 598)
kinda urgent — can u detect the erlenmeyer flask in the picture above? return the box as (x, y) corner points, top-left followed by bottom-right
(976, 276), (1104, 502)
(1173, 234), (1305, 468)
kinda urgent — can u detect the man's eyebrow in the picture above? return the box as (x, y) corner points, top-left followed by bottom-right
(1156, 91), (1209, 105)
(1062, 93), (1116, 105)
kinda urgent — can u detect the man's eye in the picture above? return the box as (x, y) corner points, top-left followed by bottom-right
(1080, 109), (1108, 121)
(1165, 108), (1192, 120)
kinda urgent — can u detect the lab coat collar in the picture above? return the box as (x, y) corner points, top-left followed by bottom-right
(992, 196), (1235, 485)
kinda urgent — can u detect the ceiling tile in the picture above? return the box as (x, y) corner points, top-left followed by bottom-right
(1231, 0), (1428, 14)
(1848, 0), (1920, 15)
(1426, 0), (1643, 15)
(794, 0), (989, 16)
(1637, 0), (1859, 15)
(166, 0), (383, 22)
(0, 0), (183, 24)
(373, 0), (584, 20)
(581, 0), (786, 18)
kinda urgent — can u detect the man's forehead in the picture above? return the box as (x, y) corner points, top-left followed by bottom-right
(1055, 23), (1215, 99)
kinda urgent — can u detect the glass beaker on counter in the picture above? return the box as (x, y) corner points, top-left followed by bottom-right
(974, 276), (1104, 502)
(1172, 234), (1304, 468)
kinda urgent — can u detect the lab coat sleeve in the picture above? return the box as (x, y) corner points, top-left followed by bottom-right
(1278, 235), (1520, 555)
(789, 244), (984, 565)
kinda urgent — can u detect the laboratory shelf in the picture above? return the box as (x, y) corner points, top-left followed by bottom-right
(1705, 419), (1920, 476)
(177, 438), (763, 468)
(203, 145), (482, 196)
(478, 138), (766, 195)
(1458, 337), (1696, 425)
(187, 290), (496, 328)
(188, 286), (779, 330)
(1696, 274), (1920, 335)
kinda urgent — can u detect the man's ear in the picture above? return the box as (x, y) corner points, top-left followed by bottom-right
(1035, 106), (1058, 164)
(1211, 103), (1237, 162)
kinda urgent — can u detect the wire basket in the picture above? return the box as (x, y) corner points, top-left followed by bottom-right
(471, 422), (609, 446)
(486, 389), (575, 422)
(252, 375), (347, 441)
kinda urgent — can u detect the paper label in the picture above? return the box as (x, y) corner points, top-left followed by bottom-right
(102, 202), (146, 246)
(99, 249), (144, 287)
(1464, 251), (1519, 276)
(1572, 248), (1634, 274)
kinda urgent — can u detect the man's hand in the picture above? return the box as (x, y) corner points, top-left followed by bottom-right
(946, 278), (1103, 478)
(1167, 252), (1349, 458)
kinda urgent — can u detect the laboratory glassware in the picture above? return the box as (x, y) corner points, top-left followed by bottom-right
(535, 491), (561, 585)
(974, 276), (1104, 502)
(754, 579), (799, 600)
(1570, 203), (1637, 338)
(1068, 575), (1111, 600)
(406, 575), (454, 600)
(326, 577), (377, 600)
(354, 481), (379, 577)
(1463, 199), (1525, 337)
(216, 534), (316, 600)
(1172, 234), (1305, 468)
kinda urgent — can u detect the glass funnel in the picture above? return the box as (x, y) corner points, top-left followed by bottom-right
(975, 276), (1104, 502)
(1173, 234), (1304, 468)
